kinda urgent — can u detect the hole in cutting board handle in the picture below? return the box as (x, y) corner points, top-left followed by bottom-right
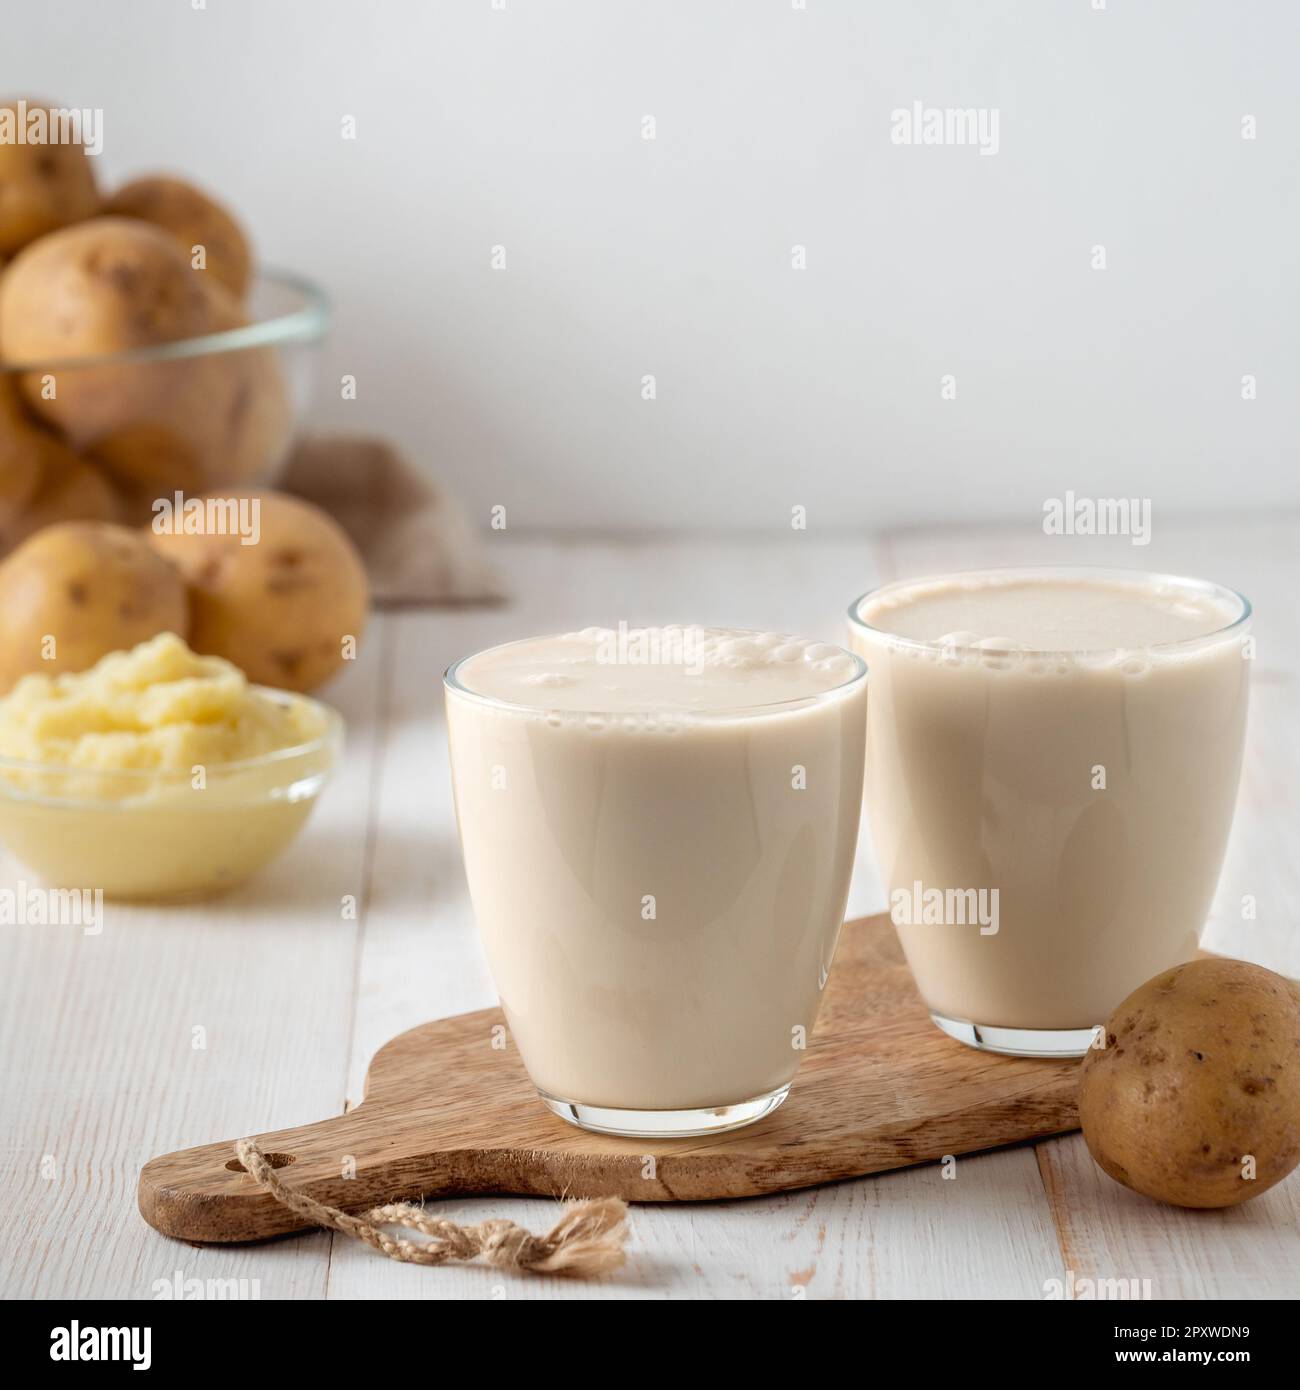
(225, 1152), (297, 1173)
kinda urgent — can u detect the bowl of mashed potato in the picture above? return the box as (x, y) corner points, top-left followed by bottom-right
(0, 632), (342, 899)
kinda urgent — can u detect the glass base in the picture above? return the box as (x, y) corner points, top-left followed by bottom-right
(931, 1013), (1097, 1059)
(538, 1084), (791, 1138)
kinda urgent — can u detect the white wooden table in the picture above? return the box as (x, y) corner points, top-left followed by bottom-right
(2, 519), (1297, 1300)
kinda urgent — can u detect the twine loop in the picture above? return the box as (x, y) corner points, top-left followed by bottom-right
(234, 1138), (629, 1277)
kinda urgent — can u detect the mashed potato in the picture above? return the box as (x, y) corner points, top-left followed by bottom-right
(0, 633), (339, 899)
(0, 631), (328, 776)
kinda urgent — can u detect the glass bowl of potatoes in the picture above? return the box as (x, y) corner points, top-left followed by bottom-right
(0, 213), (329, 541)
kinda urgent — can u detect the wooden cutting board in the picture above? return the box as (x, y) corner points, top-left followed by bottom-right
(139, 913), (1082, 1243)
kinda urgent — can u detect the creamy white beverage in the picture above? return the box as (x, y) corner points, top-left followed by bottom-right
(849, 570), (1251, 1055)
(445, 626), (867, 1136)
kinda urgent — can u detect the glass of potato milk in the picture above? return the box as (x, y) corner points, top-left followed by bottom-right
(445, 625), (867, 1137)
(848, 568), (1252, 1058)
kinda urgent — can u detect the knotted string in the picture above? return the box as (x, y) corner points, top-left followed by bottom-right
(234, 1138), (629, 1277)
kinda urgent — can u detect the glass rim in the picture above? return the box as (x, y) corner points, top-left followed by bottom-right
(444, 628), (869, 721)
(0, 688), (344, 786)
(848, 565), (1252, 659)
(0, 265), (330, 374)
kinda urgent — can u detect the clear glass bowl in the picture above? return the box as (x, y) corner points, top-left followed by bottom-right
(0, 268), (329, 493)
(0, 690), (343, 901)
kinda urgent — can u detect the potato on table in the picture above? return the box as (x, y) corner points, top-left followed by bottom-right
(106, 174), (251, 300)
(147, 489), (367, 692)
(1079, 957), (1300, 1208)
(0, 521), (187, 691)
(0, 97), (100, 256)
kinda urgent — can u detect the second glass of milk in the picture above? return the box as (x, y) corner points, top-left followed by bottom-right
(849, 568), (1252, 1058)
(445, 625), (867, 1137)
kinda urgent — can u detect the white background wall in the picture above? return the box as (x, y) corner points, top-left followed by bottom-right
(9, 0), (1299, 531)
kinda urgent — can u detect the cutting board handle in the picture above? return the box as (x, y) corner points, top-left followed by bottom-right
(138, 1099), (471, 1243)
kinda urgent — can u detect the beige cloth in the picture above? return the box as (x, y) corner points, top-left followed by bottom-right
(280, 436), (505, 608)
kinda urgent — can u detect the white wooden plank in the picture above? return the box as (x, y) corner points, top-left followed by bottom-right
(1038, 1132), (1300, 1300)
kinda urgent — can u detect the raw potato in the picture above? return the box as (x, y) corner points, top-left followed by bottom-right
(0, 377), (42, 527)
(147, 490), (367, 692)
(1079, 958), (1300, 1209)
(0, 219), (289, 491)
(0, 216), (212, 364)
(0, 98), (100, 256)
(78, 341), (292, 493)
(0, 434), (120, 553)
(0, 521), (187, 691)
(106, 174), (252, 300)
(85, 277), (291, 492)
(1, 375), (120, 545)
